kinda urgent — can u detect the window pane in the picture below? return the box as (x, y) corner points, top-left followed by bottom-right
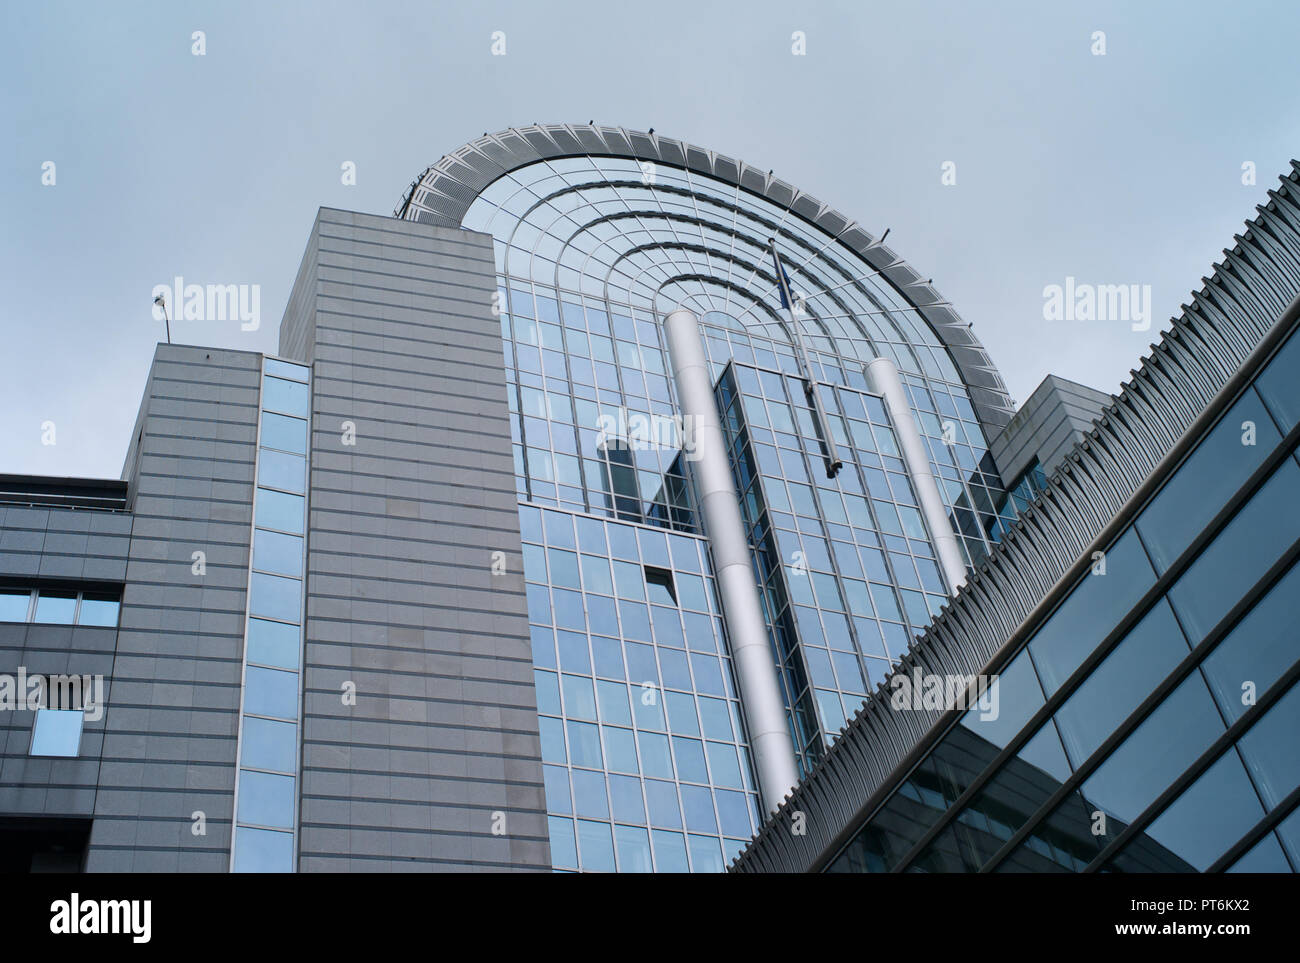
(237, 769), (296, 829)
(232, 826), (294, 873)
(547, 816), (578, 869)
(1028, 529), (1156, 695)
(261, 376), (310, 417)
(1110, 749), (1263, 872)
(0, 584), (30, 623)
(576, 819), (616, 872)
(33, 591), (77, 624)
(258, 449), (307, 494)
(0, 589), (31, 622)
(1167, 458), (1300, 643)
(246, 618), (300, 670)
(1236, 682), (1300, 811)
(249, 572), (301, 623)
(1053, 600), (1187, 767)
(240, 716), (298, 773)
(1254, 328), (1300, 431)
(260, 411), (308, 455)
(1200, 559), (1300, 724)
(255, 488), (304, 534)
(651, 829), (689, 872)
(244, 666), (298, 719)
(76, 594), (120, 626)
(1136, 388), (1281, 572)
(263, 358), (309, 383)
(615, 825), (653, 873)
(253, 530), (304, 578)
(1081, 672), (1224, 826)
(29, 708), (83, 756)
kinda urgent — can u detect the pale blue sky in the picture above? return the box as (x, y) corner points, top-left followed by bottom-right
(3, 0), (1297, 478)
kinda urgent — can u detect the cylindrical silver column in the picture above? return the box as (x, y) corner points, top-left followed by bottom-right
(664, 308), (800, 812)
(865, 356), (969, 593)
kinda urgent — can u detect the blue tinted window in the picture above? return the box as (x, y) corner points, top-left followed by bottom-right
(638, 731), (673, 779)
(571, 768), (609, 819)
(608, 774), (646, 823)
(260, 412), (307, 454)
(240, 716), (297, 773)
(1255, 329), (1300, 431)
(547, 816), (578, 868)
(1167, 458), (1300, 642)
(672, 737), (709, 783)
(237, 770), (295, 829)
(543, 510), (575, 549)
(533, 670), (560, 715)
(232, 826), (294, 873)
(615, 825), (653, 872)
(603, 726), (639, 773)
(1137, 388), (1281, 572)
(1082, 672), (1224, 825)
(249, 572), (301, 623)
(1053, 600), (1188, 767)
(1028, 529), (1156, 695)
(958, 650), (1044, 750)
(596, 680), (631, 726)
(76, 594), (120, 626)
(1115, 749), (1263, 872)
(263, 358), (309, 383)
(561, 674), (597, 720)
(680, 785), (718, 833)
(253, 530), (304, 578)
(556, 631), (591, 673)
(33, 591), (77, 624)
(29, 709), (83, 756)
(576, 819), (616, 872)
(246, 618), (300, 670)
(542, 765), (571, 815)
(567, 721), (602, 768)
(1201, 560), (1300, 723)
(258, 449), (306, 494)
(687, 834), (724, 872)
(651, 829), (689, 872)
(715, 790), (752, 837)
(1236, 682), (1300, 810)
(0, 589), (30, 621)
(645, 779), (681, 828)
(244, 666), (298, 719)
(539, 717), (566, 763)
(262, 376), (310, 417)
(255, 488), (304, 534)
(1227, 831), (1291, 873)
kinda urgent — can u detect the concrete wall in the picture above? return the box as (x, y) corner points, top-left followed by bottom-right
(279, 209), (549, 871)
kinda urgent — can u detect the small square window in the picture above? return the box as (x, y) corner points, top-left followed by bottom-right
(644, 566), (676, 605)
(33, 591), (77, 624)
(30, 708), (84, 757)
(0, 589), (32, 622)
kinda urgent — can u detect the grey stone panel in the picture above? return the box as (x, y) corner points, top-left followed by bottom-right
(279, 208), (549, 872)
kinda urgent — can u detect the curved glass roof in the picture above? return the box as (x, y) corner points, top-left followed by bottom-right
(397, 124), (1013, 434)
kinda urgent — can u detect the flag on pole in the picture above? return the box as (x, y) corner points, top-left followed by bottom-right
(769, 239), (796, 311)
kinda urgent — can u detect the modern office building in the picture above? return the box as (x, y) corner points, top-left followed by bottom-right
(1, 124), (1296, 874)
(734, 161), (1300, 874)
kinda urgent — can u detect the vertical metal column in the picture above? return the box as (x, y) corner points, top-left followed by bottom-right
(664, 308), (800, 812)
(865, 356), (969, 593)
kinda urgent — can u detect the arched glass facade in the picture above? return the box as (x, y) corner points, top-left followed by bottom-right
(400, 127), (1017, 870)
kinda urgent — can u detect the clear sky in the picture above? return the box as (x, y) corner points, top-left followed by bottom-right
(3, 0), (1297, 478)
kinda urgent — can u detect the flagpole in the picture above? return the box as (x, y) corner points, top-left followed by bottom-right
(769, 238), (843, 478)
